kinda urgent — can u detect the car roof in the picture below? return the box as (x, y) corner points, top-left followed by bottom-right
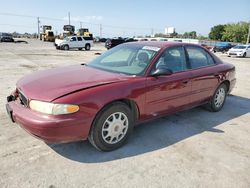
(125, 41), (200, 48)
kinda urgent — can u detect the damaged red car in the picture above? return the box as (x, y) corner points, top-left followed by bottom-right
(6, 42), (236, 151)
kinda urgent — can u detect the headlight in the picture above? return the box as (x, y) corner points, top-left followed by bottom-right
(29, 100), (79, 115)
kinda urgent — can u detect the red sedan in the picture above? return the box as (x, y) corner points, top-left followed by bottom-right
(6, 42), (236, 151)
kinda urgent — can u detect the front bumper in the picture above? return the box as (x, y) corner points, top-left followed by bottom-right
(227, 51), (244, 57)
(6, 98), (92, 143)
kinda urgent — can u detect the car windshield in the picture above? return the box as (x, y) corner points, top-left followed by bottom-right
(88, 44), (160, 75)
(232, 45), (246, 49)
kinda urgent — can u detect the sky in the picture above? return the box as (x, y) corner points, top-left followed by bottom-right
(0, 0), (249, 37)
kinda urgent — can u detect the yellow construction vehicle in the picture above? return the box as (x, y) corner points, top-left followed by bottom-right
(77, 28), (93, 39)
(40, 25), (55, 42)
(55, 25), (76, 44)
(61, 25), (75, 38)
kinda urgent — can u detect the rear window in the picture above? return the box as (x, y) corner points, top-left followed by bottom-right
(77, 37), (82, 41)
(186, 46), (215, 69)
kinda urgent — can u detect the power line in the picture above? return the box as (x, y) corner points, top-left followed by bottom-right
(0, 12), (36, 18)
(0, 12), (162, 31)
(0, 23), (34, 28)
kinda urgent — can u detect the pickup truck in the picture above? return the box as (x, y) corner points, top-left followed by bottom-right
(55, 36), (93, 50)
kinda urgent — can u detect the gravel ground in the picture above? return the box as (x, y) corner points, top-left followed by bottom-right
(0, 39), (250, 188)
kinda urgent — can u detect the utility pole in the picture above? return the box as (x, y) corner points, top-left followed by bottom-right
(80, 21), (82, 29)
(151, 28), (154, 37)
(247, 21), (250, 44)
(100, 24), (102, 38)
(37, 17), (40, 39)
(68, 12), (71, 25)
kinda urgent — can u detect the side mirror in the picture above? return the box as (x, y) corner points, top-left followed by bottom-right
(151, 66), (173, 77)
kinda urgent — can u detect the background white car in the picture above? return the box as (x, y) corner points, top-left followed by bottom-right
(55, 36), (93, 51)
(227, 45), (250, 57)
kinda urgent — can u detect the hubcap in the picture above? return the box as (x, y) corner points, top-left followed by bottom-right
(101, 112), (129, 144)
(214, 88), (225, 108)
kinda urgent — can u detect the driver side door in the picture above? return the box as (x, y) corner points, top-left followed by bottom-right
(145, 46), (192, 117)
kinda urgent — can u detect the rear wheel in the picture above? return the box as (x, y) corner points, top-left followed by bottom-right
(78, 48), (82, 50)
(85, 44), (90, 51)
(88, 102), (134, 151)
(208, 84), (227, 112)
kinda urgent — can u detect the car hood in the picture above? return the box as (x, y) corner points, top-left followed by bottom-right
(17, 65), (131, 102)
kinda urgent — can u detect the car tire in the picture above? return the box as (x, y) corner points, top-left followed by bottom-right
(243, 52), (246, 58)
(63, 45), (69, 50)
(85, 44), (90, 51)
(207, 84), (227, 112)
(88, 102), (134, 151)
(78, 48), (82, 50)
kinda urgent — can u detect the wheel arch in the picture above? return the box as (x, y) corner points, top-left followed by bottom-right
(87, 98), (140, 144)
(89, 98), (140, 135)
(220, 80), (230, 93)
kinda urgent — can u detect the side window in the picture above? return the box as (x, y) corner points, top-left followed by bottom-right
(77, 37), (82, 41)
(154, 46), (187, 73)
(70, 37), (76, 41)
(186, 46), (214, 69)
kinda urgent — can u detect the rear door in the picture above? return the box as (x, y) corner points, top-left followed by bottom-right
(145, 46), (192, 117)
(185, 45), (219, 105)
(77, 37), (83, 48)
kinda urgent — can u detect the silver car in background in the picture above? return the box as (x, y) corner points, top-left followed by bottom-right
(227, 45), (250, 58)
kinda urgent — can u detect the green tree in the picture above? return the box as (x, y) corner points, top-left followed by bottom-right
(170, 31), (178, 38)
(222, 22), (249, 43)
(209, 24), (225, 41)
(154, 33), (167, 38)
(182, 31), (197, 39)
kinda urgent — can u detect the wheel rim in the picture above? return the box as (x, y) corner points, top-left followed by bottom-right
(101, 112), (129, 144)
(214, 87), (225, 108)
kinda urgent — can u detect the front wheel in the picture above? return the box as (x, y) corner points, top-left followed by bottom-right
(88, 102), (134, 151)
(208, 84), (227, 112)
(63, 45), (69, 50)
(243, 52), (246, 58)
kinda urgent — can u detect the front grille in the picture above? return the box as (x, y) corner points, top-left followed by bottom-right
(18, 90), (28, 106)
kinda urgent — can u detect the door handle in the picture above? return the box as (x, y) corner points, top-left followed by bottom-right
(182, 80), (189, 84)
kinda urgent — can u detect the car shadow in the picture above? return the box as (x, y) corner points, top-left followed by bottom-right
(49, 95), (250, 163)
(59, 49), (103, 52)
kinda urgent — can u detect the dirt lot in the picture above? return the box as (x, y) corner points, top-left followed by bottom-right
(0, 39), (250, 188)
